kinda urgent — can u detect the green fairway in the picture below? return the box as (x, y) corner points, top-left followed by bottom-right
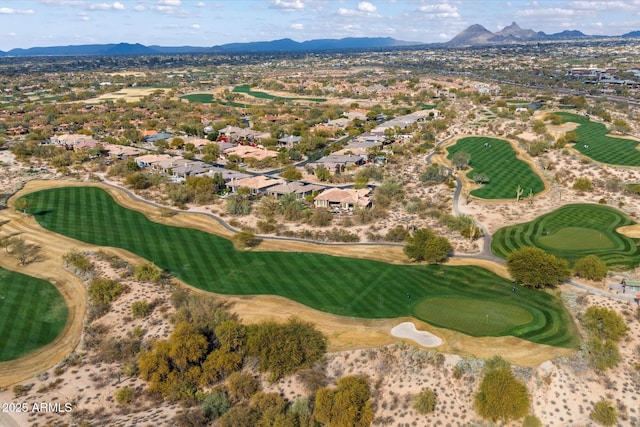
(557, 112), (640, 166)
(232, 84), (326, 102)
(412, 297), (533, 336)
(446, 137), (545, 199)
(492, 204), (640, 268)
(0, 267), (68, 361)
(21, 187), (579, 347)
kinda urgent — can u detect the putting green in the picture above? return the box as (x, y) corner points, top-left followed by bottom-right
(492, 204), (640, 268)
(20, 186), (580, 347)
(539, 227), (615, 251)
(0, 267), (68, 361)
(413, 297), (534, 336)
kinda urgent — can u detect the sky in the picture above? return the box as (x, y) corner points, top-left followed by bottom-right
(1, 0), (639, 50)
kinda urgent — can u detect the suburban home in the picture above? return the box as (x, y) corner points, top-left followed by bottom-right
(143, 132), (174, 144)
(307, 154), (366, 172)
(134, 154), (173, 169)
(153, 157), (189, 173)
(226, 176), (285, 195)
(204, 166), (252, 183)
(222, 145), (278, 162)
(171, 161), (211, 181)
(266, 182), (326, 200)
(314, 187), (372, 212)
(50, 134), (99, 147)
(218, 125), (270, 143)
(277, 135), (301, 149)
(103, 144), (145, 160)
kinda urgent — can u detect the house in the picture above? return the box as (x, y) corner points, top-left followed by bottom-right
(314, 187), (372, 212)
(134, 154), (173, 169)
(50, 134), (99, 147)
(226, 176), (285, 195)
(307, 154), (366, 172)
(143, 132), (173, 143)
(104, 144), (145, 160)
(171, 161), (211, 181)
(204, 166), (252, 183)
(277, 135), (301, 149)
(266, 182), (326, 200)
(222, 145), (278, 162)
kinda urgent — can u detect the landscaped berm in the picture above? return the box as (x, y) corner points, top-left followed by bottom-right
(0, 266), (68, 361)
(446, 136), (545, 199)
(492, 203), (640, 268)
(21, 186), (579, 348)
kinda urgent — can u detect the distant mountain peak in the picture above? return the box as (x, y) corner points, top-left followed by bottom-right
(445, 22), (596, 46)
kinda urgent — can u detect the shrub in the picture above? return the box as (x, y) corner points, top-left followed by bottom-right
(63, 249), (93, 273)
(384, 225), (409, 242)
(475, 356), (530, 423)
(88, 278), (126, 305)
(201, 390), (231, 420)
(404, 228), (452, 263)
(506, 247), (570, 288)
(131, 300), (152, 318)
(413, 388), (436, 414)
(115, 386), (134, 405)
(522, 414), (542, 427)
(573, 177), (592, 192)
(590, 399), (617, 426)
(234, 229), (259, 249)
(573, 255), (608, 281)
(134, 262), (163, 283)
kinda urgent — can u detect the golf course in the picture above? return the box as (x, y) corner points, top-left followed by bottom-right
(446, 136), (546, 199)
(557, 112), (640, 166)
(20, 186), (579, 348)
(492, 203), (640, 268)
(0, 266), (68, 361)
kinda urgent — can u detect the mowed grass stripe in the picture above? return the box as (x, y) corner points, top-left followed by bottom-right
(23, 187), (579, 347)
(0, 267), (68, 361)
(492, 204), (640, 268)
(558, 112), (640, 166)
(446, 137), (545, 199)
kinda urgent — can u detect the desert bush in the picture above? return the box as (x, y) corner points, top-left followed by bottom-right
(134, 262), (163, 283)
(573, 255), (608, 281)
(590, 399), (617, 426)
(115, 386), (134, 405)
(573, 177), (592, 192)
(63, 249), (93, 273)
(412, 388), (436, 414)
(131, 300), (152, 318)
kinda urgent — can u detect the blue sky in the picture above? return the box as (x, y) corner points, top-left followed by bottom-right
(0, 0), (639, 50)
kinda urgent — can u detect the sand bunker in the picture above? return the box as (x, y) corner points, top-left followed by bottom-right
(617, 224), (640, 238)
(391, 322), (443, 347)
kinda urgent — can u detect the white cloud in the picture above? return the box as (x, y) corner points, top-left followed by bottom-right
(0, 8), (35, 14)
(271, 0), (304, 11)
(418, 3), (459, 18)
(113, 2), (125, 10)
(158, 0), (181, 5)
(196, 1), (205, 6)
(80, 14), (90, 20)
(357, 1), (377, 13)
(291, 23), (304, 30)
(191, 23), (200, 29)
(516, 8), (577, 17)
(133, 5), (145, 11)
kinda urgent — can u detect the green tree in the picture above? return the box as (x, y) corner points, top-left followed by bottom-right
(413, 388), (436, 414)
(201, 390), (231, 420)
(134, 262), (163, 283)
(13, 197), (30, 214)
(475, 356), (530, 423)
(404, 228), (451, 263)
(315, 165), (330, 181)
(590, 399), (617, 426)
(218, 404), (260, 427)
(125, 172), (151, 190)
(168, 322), (209, 371)
(573, 255), (608, 281)
(583, 306), (628, 342)
(226, 372), (261, 403)
(234, 229), (259, 249)
(313, 375), (374, 427)
(215, 320), (247, 353)
(451, 150), (471, 170)
(281, 165), (302, 181)
(506, 247), (570, 288)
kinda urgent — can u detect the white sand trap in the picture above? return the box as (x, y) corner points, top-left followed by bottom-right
(391, 322), (442, 347)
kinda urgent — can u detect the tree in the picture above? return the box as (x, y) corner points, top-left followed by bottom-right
(115, 386), (134, 405)
(226, 372), (261, 403)
(3, 237), (41, 266)
(201, 390), (231, 420)
(475, 356), (530, 423)
(573, 255), (608, 281)
(281, 165), (302, 181)
(582, 306), (628, 342)
(13, 197), (30, 214)
(404, 228), (451, 263)
(234, 229), (259, 249)
(413, 388), (437, 414)
(168, 322), (209, 371)
(315, 165), (330, 182)
(506, 247), (570, 288)
(451, 150), (471, 170)
(313, 375), (374, 427)
(125, 172), (151, 190)
(590, 399), (617, 426)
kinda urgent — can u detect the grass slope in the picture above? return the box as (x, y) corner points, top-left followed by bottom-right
(447, 137), (545, 199)
(558, 112), (640, 166)
(492, 204), (640, 268)
(0, 267), (68, 361)
(22, 187), (579, 347)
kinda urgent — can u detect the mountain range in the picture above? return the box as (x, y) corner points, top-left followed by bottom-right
(0, 24), (639, 56)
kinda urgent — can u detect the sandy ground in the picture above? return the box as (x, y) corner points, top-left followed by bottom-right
(83, 87), (170, 104)
(391, 322), (443, 347)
